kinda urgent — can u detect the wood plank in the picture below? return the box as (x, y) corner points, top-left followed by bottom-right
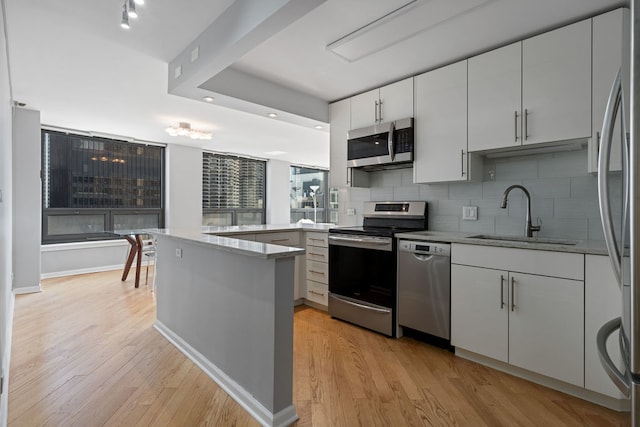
(8, 269), (630, 426)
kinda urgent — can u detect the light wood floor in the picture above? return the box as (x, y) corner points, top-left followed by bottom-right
(8, 269), (629, 426)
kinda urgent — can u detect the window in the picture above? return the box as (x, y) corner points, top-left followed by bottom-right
(202, 152), (266, 226)
(290, 166), (337, 224)
(42, 130), (164, 243)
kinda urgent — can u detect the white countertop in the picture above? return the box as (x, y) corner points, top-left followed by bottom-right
(202, 223), (334, 235)
(395, 230), (610, 256)
(146, 224), (332, 260)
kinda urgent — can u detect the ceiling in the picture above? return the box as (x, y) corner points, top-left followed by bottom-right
(3, 0), (628, 168)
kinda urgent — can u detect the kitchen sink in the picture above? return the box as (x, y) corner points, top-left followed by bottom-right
(467, 234), (578, 246)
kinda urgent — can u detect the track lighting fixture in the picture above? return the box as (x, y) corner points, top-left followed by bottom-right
(120, 3), (130, 29)
(120, 0), (144, 29)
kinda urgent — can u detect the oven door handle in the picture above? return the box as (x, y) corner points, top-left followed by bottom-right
(330, 294), (391, 314)
(328, 235), (389, 245)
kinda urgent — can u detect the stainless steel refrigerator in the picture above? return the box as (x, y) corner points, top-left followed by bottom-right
(597, 1), (640, 424)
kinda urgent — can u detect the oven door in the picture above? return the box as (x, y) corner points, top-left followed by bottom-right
(328, 234), (396, 336)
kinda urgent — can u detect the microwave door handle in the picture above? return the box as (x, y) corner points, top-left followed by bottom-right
(388, 121), (395, 161)
(598, 68), (623, 286)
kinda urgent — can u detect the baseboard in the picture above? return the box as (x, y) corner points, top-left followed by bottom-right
(456, 348), (631, 412)
(1, 291), (16, 427)
(153, 320), (298, 427)
(13, 284), (42, 295)
(40, 263), (153, 280)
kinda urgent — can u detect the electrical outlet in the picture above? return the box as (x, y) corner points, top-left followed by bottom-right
(462, 206), (478, 221)
(347, 208), (356, 216)
(175, 248), (182, 258)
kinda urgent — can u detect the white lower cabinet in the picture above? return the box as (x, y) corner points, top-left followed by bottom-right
(451, 244), (584, 387)
(304, 232), (329, 308)
(585, 255), (625, 399)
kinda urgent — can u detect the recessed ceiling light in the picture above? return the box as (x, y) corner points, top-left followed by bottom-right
(268, 113), (278, 118)
(314, 125), (323, 129)
(203, 96), (214, 102)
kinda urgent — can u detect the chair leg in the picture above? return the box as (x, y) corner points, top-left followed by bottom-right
(151, 254), (157, 293)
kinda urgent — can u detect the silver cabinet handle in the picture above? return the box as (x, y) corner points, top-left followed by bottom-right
(374, 100), (379, 123)
(461, 149), (466, 177)
(500, 275), (505, 309)
(510, 276), (516, 312)
(388, 120), (396, 161)
(309, 252), (325, 257)
(269, 238), (289, 243)
(378, 99), (384, 123)
(309, 270), (325, 275)
(514, 110), (519, 142)
(524, 108), (529, 140)
(309, 290), (325, 297)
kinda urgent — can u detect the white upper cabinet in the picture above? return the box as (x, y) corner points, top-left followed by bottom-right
(468, 19), (592, 152)
(329, 98), (369, 188)
(350, 77), (413, 129)
(329, 98), (351, 188)
(522, 19), (592, 145)
(468, 42), (522, 152)
(414, 61), (480, 183)
(590, 8), (629, 173)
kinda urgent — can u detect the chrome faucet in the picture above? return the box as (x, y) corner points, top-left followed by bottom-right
(500, 184), (541, 237)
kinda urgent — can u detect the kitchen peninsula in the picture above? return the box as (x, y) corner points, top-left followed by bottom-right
(147, 224), (330, 427)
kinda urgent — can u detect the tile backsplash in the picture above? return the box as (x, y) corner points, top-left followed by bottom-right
(336, 147), (621, 241)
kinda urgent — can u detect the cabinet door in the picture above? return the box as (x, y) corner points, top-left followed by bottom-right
(329, 99), (351, 189)
(451, 264), (508, 362)
(585, 255), (625, 398)
(378, 78), (414, 123)
(590, 9), (628, 173)
(468, 42), (522, 152)
(414, 61), (469, 183)
(522, 19), (591, 145)
(329, 99), (369, 188)
(350, 88), (379, 129)
(508, 272), (584, 387)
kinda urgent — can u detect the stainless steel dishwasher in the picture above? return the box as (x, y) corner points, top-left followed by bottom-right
(397, 240), (451, 340)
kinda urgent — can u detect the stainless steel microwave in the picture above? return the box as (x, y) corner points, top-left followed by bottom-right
(347, 118), (413, 168)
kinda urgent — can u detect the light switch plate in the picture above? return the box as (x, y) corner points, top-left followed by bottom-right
(175, 248), (182, 258)
(347, 208), (356, 216)
(462, 206), (478, 221)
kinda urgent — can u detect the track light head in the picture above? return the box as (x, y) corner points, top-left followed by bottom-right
(127, 0), (138, 18)
(120, 4), (130, 29)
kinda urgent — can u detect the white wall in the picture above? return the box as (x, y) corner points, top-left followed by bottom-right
(12, 107), (41, 293)
(166, 144), (202, 229)
(41, 240), (129, 279)
(266, 159), (291, 225)
(0, 1), (13, 423)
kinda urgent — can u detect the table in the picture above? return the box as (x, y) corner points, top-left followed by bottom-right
(113, 230), (149, 288)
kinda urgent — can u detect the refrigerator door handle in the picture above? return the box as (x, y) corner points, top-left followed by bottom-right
(598, 68), (624, 286)
(597, 317), (630, 397)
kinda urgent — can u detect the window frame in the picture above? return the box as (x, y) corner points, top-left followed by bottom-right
(289, 166), (336, 224)
(41, 129), (165, 244)
(202, 152), (267, 226)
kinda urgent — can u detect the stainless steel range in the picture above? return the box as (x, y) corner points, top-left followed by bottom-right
(328, 201), (428, 337)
